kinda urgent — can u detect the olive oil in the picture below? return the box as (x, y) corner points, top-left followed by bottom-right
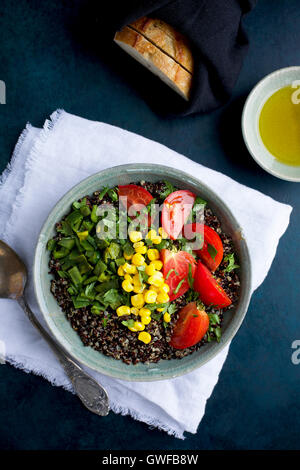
(259, 85), (300, 166)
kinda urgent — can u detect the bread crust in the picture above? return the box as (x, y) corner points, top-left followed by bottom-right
(114, 26), (192, 100)
(130, 17), (193, 74)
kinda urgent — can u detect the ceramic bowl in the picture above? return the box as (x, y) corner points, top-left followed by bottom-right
(242, 66), (300, 182)
(33, 164), (252, 381)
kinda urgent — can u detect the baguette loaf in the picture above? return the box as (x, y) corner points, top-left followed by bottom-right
(114, 19), (193, 101)
(130, 17), (193, 74)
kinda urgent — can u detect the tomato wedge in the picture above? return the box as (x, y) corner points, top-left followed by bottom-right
(184, 223), (224, 271)
(170, 302), (209, 349)
(118, 184), (153, 210)
(194, 261), (232, 308)
(162, 190), (196, 240)
(161, 249), (196, 301)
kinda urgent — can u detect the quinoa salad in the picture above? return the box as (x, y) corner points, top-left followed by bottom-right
(47, 180), (240, 365)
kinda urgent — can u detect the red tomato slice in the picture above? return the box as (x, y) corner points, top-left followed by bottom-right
(161, 249), (196, 301)
(162, 190), (196, 240)
(170, 302), (209, 349)
(184, 223), (224, 271)
(118, 184), (153, 210)
(194, 261), (232, 308)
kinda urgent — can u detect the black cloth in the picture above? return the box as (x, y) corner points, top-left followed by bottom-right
(100, 0), (257, 116)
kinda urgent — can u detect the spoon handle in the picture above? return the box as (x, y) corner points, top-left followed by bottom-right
(18, 296), (110, 416)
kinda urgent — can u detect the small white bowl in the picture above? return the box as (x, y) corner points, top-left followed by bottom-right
(242, 66), (300, 182)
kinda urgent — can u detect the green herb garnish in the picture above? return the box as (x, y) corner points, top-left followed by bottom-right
(224, 253), (239, 273)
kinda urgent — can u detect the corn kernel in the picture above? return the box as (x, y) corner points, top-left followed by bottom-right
(147, 249), (160, 261)
(116, 305), (131, 317)
(148, 274), (164, 287)
(129, 231), (142, 243)
(135, 244), (147, 254)
(140, 307), (151, 317)
(144, 289), (157, 303)
(129, 326), (138, 332)
(122, 279), (134, 292)
(132, 274), (141, 286)
(132, 253), (145, 266)
(145, 263), (156, 276)
(134, 321), (145, 331)
(124, 273), (133, 281)
(160, 283), (170, 293)
(163, 312), (171, 323)
(157, 292), (170, 304)
(133, 283), (145, 294)
(131, 294), (145, 308)
(124, 252), (133, 260)
(138, 331), (152, 344)
(141, 316), (151, 325)
(151, 260), (163, 271)
(146, 229), (157, 240)
(152, 236), (162, 245)
(123, 263), (137, 274)
(149, 285), (160, 293)
(117, 266), (125, 276)
(130, 307), (139, 316)
(157, 307), (164, 312)
(158, 227), (168, 239)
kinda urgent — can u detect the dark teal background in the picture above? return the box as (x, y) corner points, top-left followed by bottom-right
(0, 0), (300, 450)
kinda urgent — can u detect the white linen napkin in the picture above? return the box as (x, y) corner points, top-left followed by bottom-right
(0, 110), (292, 439)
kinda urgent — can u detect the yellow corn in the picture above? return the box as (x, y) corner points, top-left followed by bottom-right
(116, 305), (131, 317)
(152, 236), (162, 245)
(123, 263), (137, 274)
(147, 249), (160, 261)
(160, 283), (170, 293)
(163, 312), (171, 323)
(150, 260), (163, 271)
(129, 231), (143, 243)
(130, 307), (139, 316)
(124, 252), (133, 260)
(133, 321), (145, 331)
(131, 294), (145, 308)
(157, 292), (170, 304)
(124, 273), (133, 281)
(132, 274), (141, 286)
(133, 283), (145, 294)
(141, 316), (151, 325)
(158, 227), (168, 239)
(140, 307), (151, 317)
(122, 279), (134, 292)
(129, 326), (138, 332)
(144, 289), (157, 303)
(138, 331), (152, 344)
(117, 266), (125, 276)
(131, 253), (145, 266)
(146, 229), (157, 240)
(145, 263), (156, 276)
(148, 274), (164, 287)
(157, 307), (164, 312)
(149, 285), (160, 292)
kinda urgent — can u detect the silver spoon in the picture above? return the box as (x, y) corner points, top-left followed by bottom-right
(0, 239), (109, 416)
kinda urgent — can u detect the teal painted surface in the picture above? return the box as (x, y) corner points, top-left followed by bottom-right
(0, 0), (300, 449)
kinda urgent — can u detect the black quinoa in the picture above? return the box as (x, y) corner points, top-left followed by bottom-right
(48, 181), (240, 364)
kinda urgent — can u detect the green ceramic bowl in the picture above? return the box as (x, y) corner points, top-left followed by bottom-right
(33, 164), (252, 381)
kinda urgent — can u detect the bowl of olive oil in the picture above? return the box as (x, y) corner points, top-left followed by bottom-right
(242, 66), (300, 182)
